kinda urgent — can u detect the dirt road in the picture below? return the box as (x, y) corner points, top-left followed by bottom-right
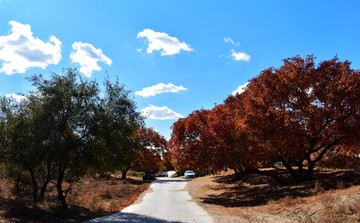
(87, 177), (213, 223)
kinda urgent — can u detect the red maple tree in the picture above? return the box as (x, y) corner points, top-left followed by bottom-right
(244, 55), (360, 181)
(132, 127), (168, 171)
(170, 55), (360, 183)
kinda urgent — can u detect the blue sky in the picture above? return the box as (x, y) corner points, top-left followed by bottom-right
(0, 0), (360, 139)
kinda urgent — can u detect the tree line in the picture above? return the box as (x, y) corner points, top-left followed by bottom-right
(0, 68), (168, 209)
(170, 55), (360, 184)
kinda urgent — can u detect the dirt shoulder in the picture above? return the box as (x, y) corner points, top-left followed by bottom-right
(186, 169), (360, 223)
(186, 172), (251, 222)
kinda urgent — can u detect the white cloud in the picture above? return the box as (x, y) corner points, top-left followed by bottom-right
(224, 37), (240, 46)
(230, 49), (250, 62)
(6, 93), (27, 102)
(232, 82), (249, 96)
(0, 21), (62, 75)
(135, 82), (187, 98)
(141, 104), (183, 120)
(70, 42), (112, 77)
(137, 29), (192, 56)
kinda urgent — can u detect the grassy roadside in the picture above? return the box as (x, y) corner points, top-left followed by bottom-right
(186, 168), (360, 223)
(0, 176), (150, 222)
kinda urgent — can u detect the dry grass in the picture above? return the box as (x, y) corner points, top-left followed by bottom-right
(318, 189), (360, 219)
(69, 177), (148, 213)
(0, 176), (150, 222)
(186, 168), (360, 223)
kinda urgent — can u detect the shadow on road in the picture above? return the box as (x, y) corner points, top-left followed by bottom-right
(85, 212), (181, 223)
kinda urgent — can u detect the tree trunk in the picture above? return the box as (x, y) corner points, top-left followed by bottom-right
(278, 156), (300, 182)
(39, 164), (51, 200)
(121, 167), (131, 179)
(305, 162), (315, 181)
(15, 171), (22, 194)
(28, 168), (39, 202)
(56, 167), (68, 209)
(298, 160), (304, 179)
(176, 170), (183, 177)
(233, 168), (239, 175)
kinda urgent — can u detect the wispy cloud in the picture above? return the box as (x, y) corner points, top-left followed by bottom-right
(232, 82), (249, 96)
(137, 29), (192, 56)
(141, 104), (183, 120)
(70, 42), (112, 77)
(0, 21), (62, 75)
(224, 37), (240, 46)
(230, 49), (250, 62)
(135, 83), (187, 98)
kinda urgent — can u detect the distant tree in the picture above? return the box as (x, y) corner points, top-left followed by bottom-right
(131, 127), (168, 173)
(170, 103), (257, 175)
(170, 109), (225, 174)
(170, 109), (206, 173)
(160, 151), (174, 171)
(136, 127), (168, 155)
(131, 149), (161, 172)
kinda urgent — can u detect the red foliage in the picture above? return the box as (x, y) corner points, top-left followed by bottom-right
(131, 127), (168, 171)
(170, 109), (215, 172)
(243, 55), (360, 180)
(160, 151), (174, 171)
(132, 148), (161, 171)
(170, 55), (360, 182)
(170, 103), (257, 173)
(319, 147), (360, 169)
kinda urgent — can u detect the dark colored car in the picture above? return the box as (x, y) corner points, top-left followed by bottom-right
(143, 170), (156, 181)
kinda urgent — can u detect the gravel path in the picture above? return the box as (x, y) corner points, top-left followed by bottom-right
(86, 177), (213, 223)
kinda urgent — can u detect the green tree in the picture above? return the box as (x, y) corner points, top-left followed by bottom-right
(23, 69), (100, 208)
(0, 96), (53, 201)
(92, 77), (144, 179)
(0, 68), (143, 209)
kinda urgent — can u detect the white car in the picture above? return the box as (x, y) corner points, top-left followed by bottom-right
(184, 170), (196, 178)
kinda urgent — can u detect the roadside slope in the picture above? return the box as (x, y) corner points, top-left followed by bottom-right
(186, 171), (360, 223)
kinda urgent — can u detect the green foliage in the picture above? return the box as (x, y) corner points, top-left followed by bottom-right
(88, 77), (144, 176)
(0, 68), (144, 208)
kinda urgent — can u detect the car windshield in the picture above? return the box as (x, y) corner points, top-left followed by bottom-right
(186, 171), (194, 174)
